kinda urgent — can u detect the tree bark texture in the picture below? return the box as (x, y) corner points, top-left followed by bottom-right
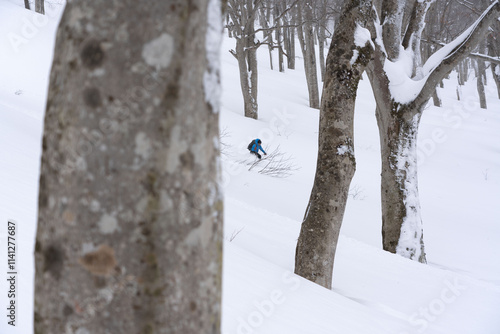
(24, 0), (30, 10)
(35, 1), (223, 333)
(228, 0), (259, 119)
(295, 0), (373, 289)
(235, 37), (259, 119)
(375, 103), (427, 263)
(297, 2), (320, 109)
(285, 12), (296, 70)
(380, 0), (404, 60)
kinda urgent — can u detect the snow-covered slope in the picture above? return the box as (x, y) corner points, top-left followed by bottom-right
(0, 0), (499, 333)
(219, 25), (500, 334)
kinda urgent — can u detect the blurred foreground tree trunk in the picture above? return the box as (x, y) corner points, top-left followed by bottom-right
(34, 1), (224, 333)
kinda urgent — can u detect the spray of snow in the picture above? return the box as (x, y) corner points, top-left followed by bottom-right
(204, 0), (222, 113)
(394, 114), (424, 261)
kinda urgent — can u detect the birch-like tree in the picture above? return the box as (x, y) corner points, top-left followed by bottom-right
(296, 0), (500, 288)
(34, 0), (224, 333)
(367, 0), (500, 263)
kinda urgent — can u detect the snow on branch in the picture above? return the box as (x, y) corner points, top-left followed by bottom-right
(416, 1), (500, 105)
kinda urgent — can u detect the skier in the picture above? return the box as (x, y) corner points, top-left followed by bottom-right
(247, 138), (267, 159)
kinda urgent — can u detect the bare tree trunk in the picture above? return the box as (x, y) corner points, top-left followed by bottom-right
(275, 3), (285, 72)
(376, 104), (427, 262)
(235, 38), (259, 119)
(35, 1), (223, 333)
(35, 0), (44, 14)
(228, 0), (260, 119)
(476, 59), (487, 109)
(431, 87), (441, 107)
(458, 60), (467, 86)
(260, 3), (274, 70)
(488, 26), (500, 98)
(286, 10), (296, 70)
(24, 0), (30, 10)
(492, 64), (500, 99)
(476, 41), (487, 109)
(297, 2), (320, 109)
(295, 0), (373, 289)
(318, 23), (326, 81)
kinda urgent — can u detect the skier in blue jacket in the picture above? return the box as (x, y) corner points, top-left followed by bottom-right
(248, 138), (267, 159)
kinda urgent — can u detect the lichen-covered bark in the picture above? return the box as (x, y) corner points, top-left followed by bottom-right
(35, 1), (223, 333)
(294, 0), (373, 289)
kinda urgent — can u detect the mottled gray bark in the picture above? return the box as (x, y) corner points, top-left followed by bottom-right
(24, 0), (30, 10)
(317, 23), (326, 82)
(295, 0), (373, 289)
(375, 102), (427, 263)
(35, 1), (223, 333)
(380, 0), (404, 60)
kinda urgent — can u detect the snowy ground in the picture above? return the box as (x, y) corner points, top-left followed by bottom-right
(0, 1), (499, 333)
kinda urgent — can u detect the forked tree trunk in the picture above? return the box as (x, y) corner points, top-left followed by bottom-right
(368, 0), (499, 263)
(295, 0), (373, 289)
(376, 104), (427, 263)
(35, 1), (223, 333)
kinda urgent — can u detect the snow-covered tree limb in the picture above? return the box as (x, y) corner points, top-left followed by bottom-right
(416, 1), (500, 105)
